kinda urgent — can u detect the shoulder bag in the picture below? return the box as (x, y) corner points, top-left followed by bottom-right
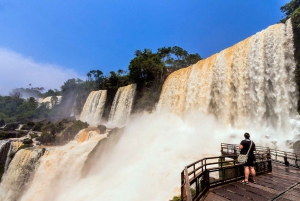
(237, 140), (253, 163)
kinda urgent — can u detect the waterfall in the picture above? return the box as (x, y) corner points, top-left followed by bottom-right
(108, 84), (136, 127)
(0, 149), (44, 201)
(79, 90), (107, 125)
(0, 140), (10, 169)
(18, 128), (106, 201)
(70, 94), (78, 117)
(38, 96), (62, 109)
(4, 141), (23, 171)
(157, 20), (297, 130)
(16, 124), (23, 131)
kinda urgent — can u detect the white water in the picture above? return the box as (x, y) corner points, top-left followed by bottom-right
(1, 20), (300, 201)
(108, 84), (136, 127)
(38, 96), (62, 109)
(0, 149), (43, 201)
(0, 140), (9, 151)
(70, 94), (78, 118)
(0, 140), (9, 164)
(4, 141), (23, 171)
(79, 90), (107, 126)
(157, 20), (299, 148)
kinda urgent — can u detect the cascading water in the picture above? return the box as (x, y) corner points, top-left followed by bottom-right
(0, 140), (10, 166)
(4, 141), (23, 171)
(157, 20), (300, 147)
(108, 84), (136, 127)
(157, 20), (297, 129)
(38, 96), (62, 109)
(70, 94), (78, 118)
(18, 128), (106, 201)
(1, 20), (299, 201)
(0, 149), (44, 201)
(79, 90), (107, 126)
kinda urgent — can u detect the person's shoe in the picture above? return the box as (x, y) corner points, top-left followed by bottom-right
(241, 180), (248, 184)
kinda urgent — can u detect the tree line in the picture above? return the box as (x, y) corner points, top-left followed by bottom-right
(0, 46), (202, 124)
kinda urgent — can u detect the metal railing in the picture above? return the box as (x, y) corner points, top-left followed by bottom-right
(181, 154), (271, 201)
(270, 149), (300, 168)
(221, 143), (300, 168)
(181, 143), (273, 201)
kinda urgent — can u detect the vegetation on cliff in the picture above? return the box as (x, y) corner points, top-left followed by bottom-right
(0, 46), (201, 125)
(281, 0), (300, 112)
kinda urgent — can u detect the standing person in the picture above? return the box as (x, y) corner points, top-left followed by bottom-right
(239, 132), (256, 184)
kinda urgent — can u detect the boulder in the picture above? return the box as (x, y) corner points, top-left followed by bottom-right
(293, 140), (300, 152)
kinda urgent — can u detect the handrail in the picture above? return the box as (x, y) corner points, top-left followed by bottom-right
(181, 144), (273, 201)
(270, 149), (300, 167)
(221, 143), (300, 168)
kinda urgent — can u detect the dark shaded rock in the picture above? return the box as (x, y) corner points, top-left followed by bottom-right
(97, 125), (106, 134)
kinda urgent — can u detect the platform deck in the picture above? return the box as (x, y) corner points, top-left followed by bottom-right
(204, 163), (300, 201)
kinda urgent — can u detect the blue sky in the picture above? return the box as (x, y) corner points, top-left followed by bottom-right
(0, 0), (290, 94)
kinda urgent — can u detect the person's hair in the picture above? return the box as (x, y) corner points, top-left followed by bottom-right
(244, 133), (250, 139)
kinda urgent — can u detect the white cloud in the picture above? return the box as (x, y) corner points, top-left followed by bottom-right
(0, 48), (85, 96)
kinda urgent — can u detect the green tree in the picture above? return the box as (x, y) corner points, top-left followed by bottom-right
(129, 49), (165, 88)
(280, 0), (300, 22)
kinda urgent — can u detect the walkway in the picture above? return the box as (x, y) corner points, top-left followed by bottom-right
(204, 163), (300, 201)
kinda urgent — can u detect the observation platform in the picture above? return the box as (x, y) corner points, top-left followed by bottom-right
(205, 163), (300, 201)
(180, 143), (300, 201)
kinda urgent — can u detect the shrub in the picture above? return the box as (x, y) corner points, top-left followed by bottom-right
(32, 122), (44, 132)
(17, 144), (32, 151)
(22, 138), (33, 144)
(21, 121), (35, 130)
(42, 123), (56, 135)
(3, 123), (18, 131)
(72, 120), (89, 134)
(40, 131), (54, 144)
(30, 133), (39, 139)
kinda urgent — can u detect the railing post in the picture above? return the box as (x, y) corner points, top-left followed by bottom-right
(181, 171), (185, 201)
(204, 169), (210, 189)
(284, 152), (288, 166)
(184, 168), (192, 201)
(267, 150), (272, 172)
